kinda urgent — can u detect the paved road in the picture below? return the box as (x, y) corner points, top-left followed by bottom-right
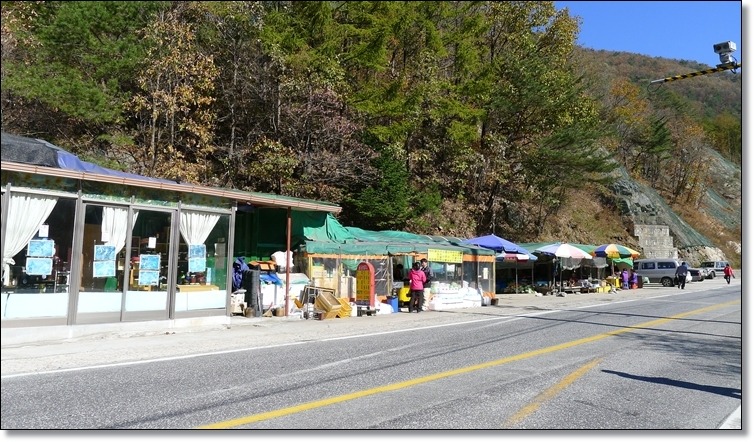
(0, 277), (741, 374)
(1, 276), (742, 430)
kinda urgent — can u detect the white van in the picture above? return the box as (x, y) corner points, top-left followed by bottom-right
(633, 258), (691, 287)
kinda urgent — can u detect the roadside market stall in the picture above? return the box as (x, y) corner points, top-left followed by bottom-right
(592, 243), (642, 282)
(292, 216), (497, 313)
(533, 243), (594, 294)
(462, 234), (534, 294)
(496, 251), (538, 294)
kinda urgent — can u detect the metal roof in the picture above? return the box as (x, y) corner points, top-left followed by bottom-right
(1, 161), (341, 213)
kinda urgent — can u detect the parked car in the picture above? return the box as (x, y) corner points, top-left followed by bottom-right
(699, 261), (729, 279)
(688, 268), (705, 282)
(633, 258), (691, 287)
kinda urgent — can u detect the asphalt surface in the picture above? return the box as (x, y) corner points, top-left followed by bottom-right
(1, 276), (742, 429)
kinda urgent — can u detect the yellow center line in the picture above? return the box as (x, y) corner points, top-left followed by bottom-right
(504, 358), (603, 428)
(198, 300), (739, 429)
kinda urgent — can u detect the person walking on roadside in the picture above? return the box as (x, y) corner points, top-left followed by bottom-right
(723, 263), (735, 284)
(675, 261), (689, 289)
(407, 262), (426, 313)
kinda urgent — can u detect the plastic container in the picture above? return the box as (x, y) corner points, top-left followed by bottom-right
(387, 296), (399, 313)
(398, 286), (411, 303)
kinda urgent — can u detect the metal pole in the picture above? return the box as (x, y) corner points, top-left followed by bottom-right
(284, 206), (291, 316)
(649, 62), (741, 85)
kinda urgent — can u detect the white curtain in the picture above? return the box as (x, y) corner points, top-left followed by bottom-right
(2, 193), (58, 285)
(179, 211), (220, 246)
(560, 257), (583, 270)
(101, 207), (139, 254)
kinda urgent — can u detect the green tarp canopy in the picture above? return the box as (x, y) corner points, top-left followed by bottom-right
(300, 214), (494, 257)
(293, 212), (357, 244)
(610, 257), (634, 267)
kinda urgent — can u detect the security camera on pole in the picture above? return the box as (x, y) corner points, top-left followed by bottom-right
(713, 41), (737, 67)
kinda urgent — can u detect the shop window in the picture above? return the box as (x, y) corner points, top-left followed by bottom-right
(1, 194), (76, 320)
(175, 211), (230, 312)
(77, 204), (132, 317)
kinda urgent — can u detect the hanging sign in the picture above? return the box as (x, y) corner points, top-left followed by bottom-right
(355, 261), (375, 307)
(428, 248), (463, 263)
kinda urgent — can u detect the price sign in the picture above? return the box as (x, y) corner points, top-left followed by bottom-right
(428, 248), (463, 263)
(355, 261), (375, 307)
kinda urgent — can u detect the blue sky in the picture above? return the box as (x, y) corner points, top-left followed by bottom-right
(555, 1), (744, 67)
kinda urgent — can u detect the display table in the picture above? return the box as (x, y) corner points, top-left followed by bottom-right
(427, 284), (482, 311)
(177, 284), (219, 292)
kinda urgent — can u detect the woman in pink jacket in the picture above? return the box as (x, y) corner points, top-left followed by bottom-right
(407, 262), (426, 313)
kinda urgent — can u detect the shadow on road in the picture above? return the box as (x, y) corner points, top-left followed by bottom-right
(602, 369), (741, 399)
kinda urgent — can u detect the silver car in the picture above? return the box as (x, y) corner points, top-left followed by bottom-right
(688, 268), (705, 282)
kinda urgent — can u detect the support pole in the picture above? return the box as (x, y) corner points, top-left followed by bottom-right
(649, 62), (741, 85)
(284, 206), (291, 316)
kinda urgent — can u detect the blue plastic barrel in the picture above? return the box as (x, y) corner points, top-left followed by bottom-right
(388, 296), (399, 313)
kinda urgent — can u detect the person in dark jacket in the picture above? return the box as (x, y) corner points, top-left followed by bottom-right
(232, 257), (249, 292)
(675, 261), (689, 289)
(418, 258), (434, 312)
(420, 258), (434, 288)
(393, 263), (406, 284)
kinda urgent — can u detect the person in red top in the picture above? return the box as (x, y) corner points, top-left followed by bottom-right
(723, 264), (735, 284)
(407, 262), (426, 313)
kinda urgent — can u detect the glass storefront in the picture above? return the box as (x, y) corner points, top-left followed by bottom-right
(174, 210), (230, 316)
(123, 208), (173, 320)
(1, 192), (76, 322)
(76, 203), (132, 323)
(1, 186), (235, 326)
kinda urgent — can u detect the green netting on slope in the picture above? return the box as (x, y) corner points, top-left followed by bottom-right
(704, 188), (740, 230)
(705, 149), (741, 190)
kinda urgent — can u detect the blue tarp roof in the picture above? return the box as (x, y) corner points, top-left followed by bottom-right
(56, 150), (175, 184)
(462, 234), (533, 255)
(1, 132), (175, 184)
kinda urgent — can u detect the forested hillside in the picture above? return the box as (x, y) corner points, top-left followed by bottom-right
(1, 1), (741, 263)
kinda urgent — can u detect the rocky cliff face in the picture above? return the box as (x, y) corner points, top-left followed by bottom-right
(608, 149), (741, 267)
